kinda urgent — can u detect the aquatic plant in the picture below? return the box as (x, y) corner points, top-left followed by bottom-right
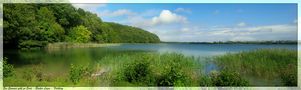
(215, 48), (297, 86)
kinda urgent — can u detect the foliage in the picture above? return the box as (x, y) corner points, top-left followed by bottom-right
(210, 70), (249, 86)
(198, 71), (249, 86)
(101, 22), (160, 43)
(106, 53), (197, 86)
(66, 25), (92, 43)
(280, 64), (297, 86)
(199, 75), (213, 86)
(69, 64), (91, 84)
(19, 40), (48, 50)
(3, 4), (160, 49)
(123, 60), (151, 83)
(3, 57), (15, 78)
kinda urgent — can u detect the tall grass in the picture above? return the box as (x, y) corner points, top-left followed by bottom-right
(215, 48), (297, 86)
(99, 53), (202, 86)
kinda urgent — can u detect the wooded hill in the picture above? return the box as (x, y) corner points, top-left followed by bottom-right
(3, 4), (160, 49)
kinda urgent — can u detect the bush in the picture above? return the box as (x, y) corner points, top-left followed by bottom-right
(3, 57), (14, 78)
(210, 70), (249, 86)
(69, 64), (91, 84)
(66, 25), (92, 43)
(199, 75), (213, 86)
(280, 64), (297, 86)
(123, 60), (152, 83)
(156, 68), (189, 86)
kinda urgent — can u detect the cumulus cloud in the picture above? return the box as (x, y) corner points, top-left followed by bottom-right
(98, 9), (136, 17)
(151, 10), (188, 26)
(237, 22), (246, 27)
(120, 10), (188, 28)
(174, 8), (192, 13)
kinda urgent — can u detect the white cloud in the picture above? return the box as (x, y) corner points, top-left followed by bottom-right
(207, 24), (297, 41)
(231, 36), (255, 41)
(98, 9), (136, 17)
(120, 10), (189, 28)
(247, 24), (296, 33)
(174, 8), (191, 13)
(139, 23), (297, 42)
(151, 10), (188, 26)
(181, 28), (190, 32)
(237, 22), (246, 27)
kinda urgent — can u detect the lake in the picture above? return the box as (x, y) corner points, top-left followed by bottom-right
(3, 43), (297, 86)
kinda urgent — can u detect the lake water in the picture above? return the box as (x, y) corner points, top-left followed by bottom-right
(3, 43), (297, 86)
(4, 43), (296, 66)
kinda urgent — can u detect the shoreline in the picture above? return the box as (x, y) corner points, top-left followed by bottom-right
(46, 42), (122, 49)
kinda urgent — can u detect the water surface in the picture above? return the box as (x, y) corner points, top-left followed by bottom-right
(4, 43), (297, 86)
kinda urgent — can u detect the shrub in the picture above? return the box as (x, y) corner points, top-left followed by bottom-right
(123, 60), (151, 83)
(3, 57), (14, 78)
(66, 25), (92, 43)
(156, 68), (189, 86)
(210, 70), (249, 86)
(199, 75), (213, 86)
(280, 64), (297, 86)
(69, 64), (91, 84)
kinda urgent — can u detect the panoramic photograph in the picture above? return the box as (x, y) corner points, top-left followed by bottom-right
(2, 3), (298, 87)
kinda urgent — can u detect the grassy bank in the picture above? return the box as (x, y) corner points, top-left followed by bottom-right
(3, 48), (297, 86)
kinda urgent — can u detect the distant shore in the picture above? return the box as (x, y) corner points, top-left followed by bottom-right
(161, 40), (297, 44)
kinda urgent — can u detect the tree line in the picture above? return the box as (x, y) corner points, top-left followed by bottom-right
(3, 4), (160, 49)
(163, 40), (297, 44)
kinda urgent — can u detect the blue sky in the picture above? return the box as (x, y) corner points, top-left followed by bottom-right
(73, 3), (297, 42)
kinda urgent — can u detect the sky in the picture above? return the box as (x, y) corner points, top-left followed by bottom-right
(72, 3), (297, 42)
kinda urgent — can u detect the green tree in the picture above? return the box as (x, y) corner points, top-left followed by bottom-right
(66, 25), (92, 43)
(37, 7), (65, 42)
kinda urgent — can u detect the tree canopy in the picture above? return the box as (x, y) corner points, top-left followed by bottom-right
(3, 4), (160, 49)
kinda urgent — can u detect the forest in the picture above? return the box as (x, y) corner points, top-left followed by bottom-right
(3, 4), (160, 49)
